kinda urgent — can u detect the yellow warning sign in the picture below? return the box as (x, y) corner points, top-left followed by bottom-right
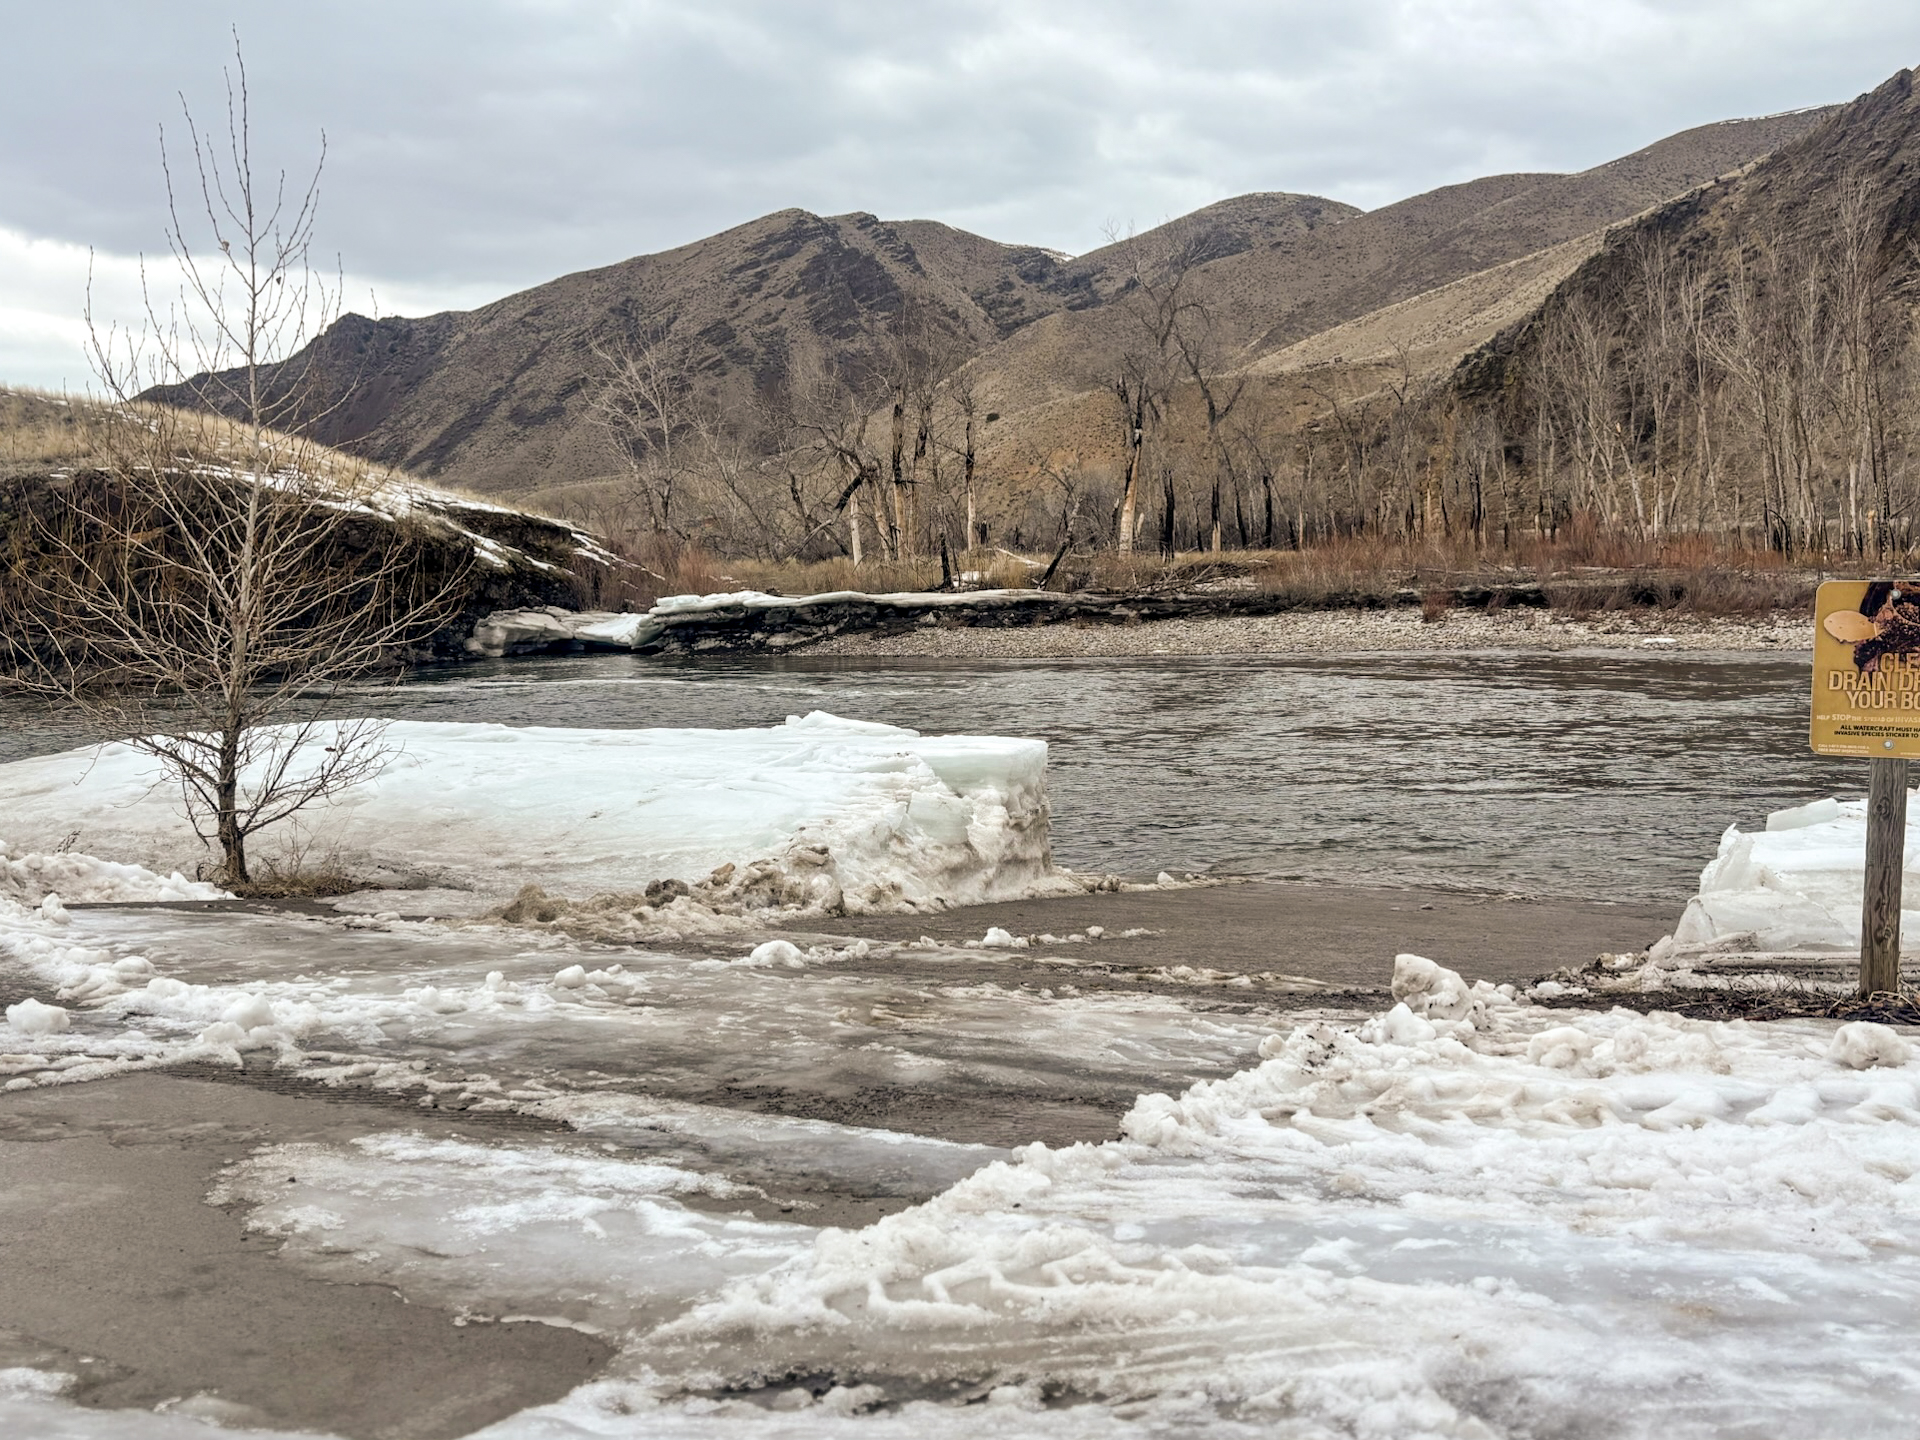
(1812, 579), (1920, 756)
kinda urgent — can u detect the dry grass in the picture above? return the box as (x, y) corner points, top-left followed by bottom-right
(0, 386), (91, 468)
(231, 856), (366, 899)
(571, 532), (733, 611)
(223, 828), (367, 899)
(641, 529), (1832, 619)
(0, 384), (513, 513)
(725, 550), (1043, 597)
(1236, 530), (1826, 618)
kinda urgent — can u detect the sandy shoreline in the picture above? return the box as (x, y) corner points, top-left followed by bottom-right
(801, 604), (1811, 659)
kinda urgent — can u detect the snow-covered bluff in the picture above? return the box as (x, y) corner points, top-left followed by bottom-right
(0, 714), (1073, 915)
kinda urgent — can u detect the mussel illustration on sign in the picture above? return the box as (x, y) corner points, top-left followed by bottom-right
(1825, 581), (1920, 673)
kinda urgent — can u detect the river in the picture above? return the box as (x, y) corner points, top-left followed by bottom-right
(2, 647), (1822, 904)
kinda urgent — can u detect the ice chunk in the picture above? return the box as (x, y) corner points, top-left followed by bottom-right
(1675, 792), (1920, 950)
(220, 994), (278, 1030)
(552, 964), (588, 989)
(746, 940), (805, 968)
(5, 999), (68, 1035)
(1828, 1021), (1912, 1070)
(1767, 797), (1843, 832)
(1390, 951), (1488, 1024)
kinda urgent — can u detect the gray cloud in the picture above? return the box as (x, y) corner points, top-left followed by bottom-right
(2, 0), (1917, 383)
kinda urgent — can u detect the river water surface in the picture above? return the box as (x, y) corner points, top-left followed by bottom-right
(2, 648), (1835, 903)
(25, 647), (1837, 905)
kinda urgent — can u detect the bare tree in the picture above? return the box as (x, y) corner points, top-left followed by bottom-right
(1109, 222), (1207, 554)
(3, 38), (455, 886)
(955, 384), (981, 548)
(589, 329), (705, 536)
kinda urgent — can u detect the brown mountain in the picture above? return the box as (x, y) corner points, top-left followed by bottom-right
(966, 109), (1837, 472)
(150, 105), (1834, 519)
(1468, 72), (1920, 395)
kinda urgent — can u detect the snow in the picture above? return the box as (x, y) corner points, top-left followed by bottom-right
(0, 713), (1071, 916)
(0, 1368), (1277, 1440)
(744, 939), (805, 968)
(0, 840), (226, 906)
(208, 1131), (810, 1338)
(1673, 790), (1920, 951)
(631, 955), (1920, 1435)
(0, 892), (1281, 1143)
(12, 714), (1920, 1439)
(195, 462), (605, 583)
(1829, 1020), (1912, 1069)
(4, 933), (1920, 1434)
(10, 951), (1912, 1436)
(5, 997), (68, 1034)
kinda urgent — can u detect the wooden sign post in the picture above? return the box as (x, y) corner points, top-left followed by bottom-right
(1812, 580), (1920, 996)
(1862, 757), (1908, 995)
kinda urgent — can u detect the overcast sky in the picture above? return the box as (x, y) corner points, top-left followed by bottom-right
(4, 0), (1916, 389)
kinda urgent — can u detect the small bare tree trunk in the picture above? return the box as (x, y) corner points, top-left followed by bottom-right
(962, 398), (978, 549)
(1114, 381), (1145, 555)
(888, 395), (907, 558)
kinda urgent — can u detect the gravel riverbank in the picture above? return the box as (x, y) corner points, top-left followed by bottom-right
(802, 604), (1811, 659)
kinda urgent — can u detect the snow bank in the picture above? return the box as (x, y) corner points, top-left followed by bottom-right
(0, 841), (225, 906)
(210, 1132), (802, 1338)
(1674, 792), (1920, 950)
(0, 714), (1069, 914)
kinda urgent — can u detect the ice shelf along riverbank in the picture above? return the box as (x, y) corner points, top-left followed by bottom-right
(0, 713), (1075, 919)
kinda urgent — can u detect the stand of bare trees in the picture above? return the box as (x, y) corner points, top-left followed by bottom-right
(1202, 176), (1920, 560)
(587, 296), (986, 569)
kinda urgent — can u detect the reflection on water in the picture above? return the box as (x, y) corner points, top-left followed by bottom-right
(2, 649), (1836, 902)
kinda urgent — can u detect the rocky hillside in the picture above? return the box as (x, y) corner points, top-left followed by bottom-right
(966, 108), (1837, 473)
(146, 101), (1837, 532)
(151, 197), (1347, 500)
(1469, 71), (1920, 394)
